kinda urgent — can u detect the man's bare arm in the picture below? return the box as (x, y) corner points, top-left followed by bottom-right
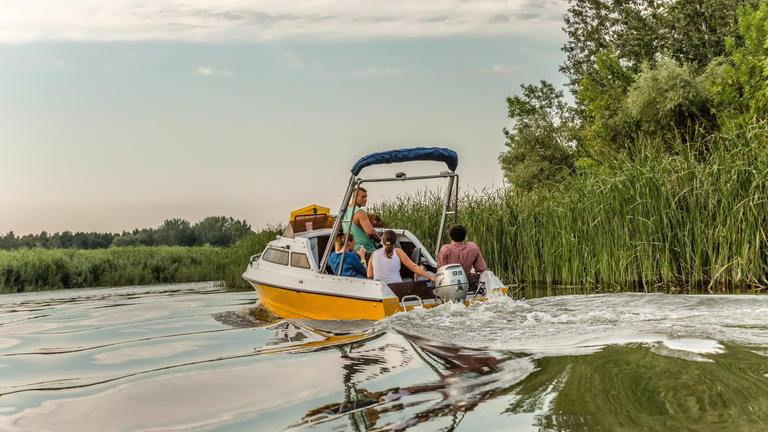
(354, 210), (381, 242)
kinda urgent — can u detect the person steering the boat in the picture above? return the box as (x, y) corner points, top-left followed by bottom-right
(437, 224), (487, 275)
(329, 233), (368, 279)
(368, 230), (435, 284)
(342, 187), (381, 257)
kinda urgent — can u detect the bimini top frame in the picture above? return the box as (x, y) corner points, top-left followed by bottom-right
(319, 147), (460, 275)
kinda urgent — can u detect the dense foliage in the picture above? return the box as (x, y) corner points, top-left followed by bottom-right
(492, 1), (768, 290)
(499, 81), (576, 192)
(0, 246), (225, 293)
(0, 216), (251, 250)
(501, 0), (768, 190)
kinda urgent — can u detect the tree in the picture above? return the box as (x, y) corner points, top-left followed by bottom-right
(156, 218), (196, 246)
(499, 81), (576, 192)
(58, 231), (74, 249)
(561, 0), (663, 93)
(72, 232), (89, 249)
(624, 58), (715, 147)
(194, 216), (230, 246)
(226, 219), (252, 243)
(0, 231), (18, 250)
(662, 0), (760, 67)
(133, 228), (157, 246)
(561, 0), (758, 107)
(112, 232), (138, 247)
(709, 3), (768, 119)
(194, 216), (252, 247)
(577, 50), (637, 156)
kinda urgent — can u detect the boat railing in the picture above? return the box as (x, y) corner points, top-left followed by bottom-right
(400, 295), (424, 311)
(319, 148), (460, 276)
(320, 173), (459, 275)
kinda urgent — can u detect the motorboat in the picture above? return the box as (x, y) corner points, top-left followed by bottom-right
(242, 147), (508, 320)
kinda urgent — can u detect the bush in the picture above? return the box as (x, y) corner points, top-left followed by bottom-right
(625, 58), (716, 146)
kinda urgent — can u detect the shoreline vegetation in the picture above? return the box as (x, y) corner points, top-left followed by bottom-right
(0, 216), (265, 294)
(5, 142), (768, 296)
(0, 246), (225, 294)
(0, 229), (283, 294)
(4, 2), (768, 295)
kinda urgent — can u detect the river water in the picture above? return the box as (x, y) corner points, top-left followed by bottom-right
(1, 282), (768, 431)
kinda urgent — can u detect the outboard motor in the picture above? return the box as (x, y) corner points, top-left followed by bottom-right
(432, 264), (468, 303)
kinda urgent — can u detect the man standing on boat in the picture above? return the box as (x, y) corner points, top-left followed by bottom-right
(342, 187), (381, 258)
(437, 224), (487, 275)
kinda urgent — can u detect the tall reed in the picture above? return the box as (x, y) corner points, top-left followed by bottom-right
(0, 246), (225, 293)
(372, 122), (768, 292)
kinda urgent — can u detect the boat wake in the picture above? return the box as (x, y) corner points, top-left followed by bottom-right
(382, 293), (768, 359)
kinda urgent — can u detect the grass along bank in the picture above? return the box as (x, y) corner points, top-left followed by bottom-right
(0, 227), (281, 294)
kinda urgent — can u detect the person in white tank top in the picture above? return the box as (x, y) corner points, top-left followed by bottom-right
(367, 230), (435, 284)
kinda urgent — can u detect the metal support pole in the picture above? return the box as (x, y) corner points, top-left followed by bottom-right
(337, 183), (360, 275)
(319, 175), (357, 273)
(434, 174), (455, 259)
(453, 174), (459, 224)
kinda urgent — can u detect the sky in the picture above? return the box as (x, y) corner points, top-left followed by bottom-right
(0, 0), (568, 235)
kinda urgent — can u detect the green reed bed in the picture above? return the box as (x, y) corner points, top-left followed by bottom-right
(373, 126), (768, 292)
(0, 246), (225, 293)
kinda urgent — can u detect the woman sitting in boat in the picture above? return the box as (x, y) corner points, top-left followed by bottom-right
(328, 233), (368, 279)
(368, 230), (436, 284)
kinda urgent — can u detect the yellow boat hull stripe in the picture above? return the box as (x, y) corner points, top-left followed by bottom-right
(249, 281), (509, 320)
(249, 282), (401, 320)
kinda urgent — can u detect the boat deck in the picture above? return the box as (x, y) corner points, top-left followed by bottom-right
(388, 274), (482, 302)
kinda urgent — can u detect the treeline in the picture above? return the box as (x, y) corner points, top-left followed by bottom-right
(0, 216), (252, 250)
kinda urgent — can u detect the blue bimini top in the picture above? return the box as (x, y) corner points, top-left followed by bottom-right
(350, 147), (458, 176)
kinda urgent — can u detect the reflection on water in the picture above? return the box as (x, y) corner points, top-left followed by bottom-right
(0, 282), (768, 431)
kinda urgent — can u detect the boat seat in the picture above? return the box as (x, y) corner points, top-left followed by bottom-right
(314, 235), (330, 270)
(397, 241), (418, 280)
(410, 247), (421, 266)
(399, 263), (415, 281)
(467, 273), (482, 295)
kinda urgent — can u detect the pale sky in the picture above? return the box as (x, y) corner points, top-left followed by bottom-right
(0, 0), (568, 234)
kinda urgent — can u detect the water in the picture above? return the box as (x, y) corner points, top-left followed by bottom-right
(1, 282), (768, 431)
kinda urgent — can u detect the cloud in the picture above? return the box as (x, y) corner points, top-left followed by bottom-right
(496, 65), (524, 75)
(353, 66), (403, 77)
(195, 65), (232, 76)
(451, 64), (522, 78)
(488, 14), (510, 24)
(0, 0), (569, 43)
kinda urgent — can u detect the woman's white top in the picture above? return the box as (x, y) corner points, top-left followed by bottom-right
(371, 248), (403, 284)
